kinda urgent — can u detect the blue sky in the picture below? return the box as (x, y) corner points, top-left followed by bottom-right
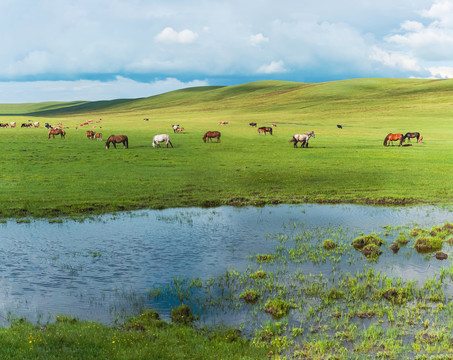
(1, 0), (453, 102)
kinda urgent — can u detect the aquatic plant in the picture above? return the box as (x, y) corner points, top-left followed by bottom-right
(264, 299), (291, 319)
(414, 237), (443, 253)
(322, 239), (338, 250)
(256, 254), (273, 262)
(352, 234), (384, 250)
(360, 244), (383, 260)
(240, 290), (259, 304)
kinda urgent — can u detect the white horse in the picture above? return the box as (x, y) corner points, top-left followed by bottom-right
(153, 134), (173, 148)
(172, 125), (179, 133)
(290, 131), (315, 148)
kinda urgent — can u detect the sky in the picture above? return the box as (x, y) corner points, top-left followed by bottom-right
(1, 0), (453, 103)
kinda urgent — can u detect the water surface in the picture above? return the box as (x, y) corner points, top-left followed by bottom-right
(0, 204), (451, 324)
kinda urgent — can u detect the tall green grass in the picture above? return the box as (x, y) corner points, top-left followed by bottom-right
(1, 78), (453, 217)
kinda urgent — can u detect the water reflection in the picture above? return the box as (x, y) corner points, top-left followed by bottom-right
(0, 204), (451, 324)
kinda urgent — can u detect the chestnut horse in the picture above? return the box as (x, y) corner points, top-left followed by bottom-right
(86, 130), (95, 140)
(203, 131), (221, 143)
(48, 128), (66, 139)
(105, 135), (128, 149)
(383, 133), (403, 146)
(258, 126), (273, 135)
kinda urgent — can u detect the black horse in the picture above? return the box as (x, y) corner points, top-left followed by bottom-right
(403, 132), (421, 143)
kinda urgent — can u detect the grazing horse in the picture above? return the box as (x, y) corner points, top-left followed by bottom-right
(403, 132), (421, 143)
(383, 133), (403, 146)
(48, 128), (66, 139)
(337, 124), (343, 129)
(258, 126), (273, 135)
(290, 131), (315, 148)
(152, 134), (173, 148)
(203, 131), (221, 143)
(172, 125), (180, 133)
(105, 135), (128, 149)
(219, 121), (228, 125)
(95, 133), (102, 141)
(249, 122), (257, 127)
(86, 130), (95, 140)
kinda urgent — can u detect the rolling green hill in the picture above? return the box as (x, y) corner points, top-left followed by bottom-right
(1, 78), (453, 218)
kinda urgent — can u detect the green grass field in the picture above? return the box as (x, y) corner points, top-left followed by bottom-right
(1, 78), (453, 218)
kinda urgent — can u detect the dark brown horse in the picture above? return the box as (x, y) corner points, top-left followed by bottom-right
(203, 131), (221, 143)
(106, 134), (128, 149)
(403, 132), (421, 143)
(258, 126), (273, 135)
(383, 133), (403, 146)
(48, 128), (66, 139)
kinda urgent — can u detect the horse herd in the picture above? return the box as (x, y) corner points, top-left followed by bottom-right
(383, 132), (423, 146)
(9, 119), (423, 150)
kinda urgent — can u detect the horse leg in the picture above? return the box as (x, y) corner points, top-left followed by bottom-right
(113, 142), (117, 149)
(169, 141), (173, 148)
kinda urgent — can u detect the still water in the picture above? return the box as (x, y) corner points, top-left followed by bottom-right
(0, 204), (451, 324)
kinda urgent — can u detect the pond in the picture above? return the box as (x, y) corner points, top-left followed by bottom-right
(0, 204), (452, 326)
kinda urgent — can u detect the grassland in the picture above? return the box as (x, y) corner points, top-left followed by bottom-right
(1, 78), (453, 218)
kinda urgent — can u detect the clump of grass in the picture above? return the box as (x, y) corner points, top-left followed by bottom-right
(360, 244), (383, 260)
(352, 234), (383, 250)
(48, 219), (63, 224)
(171, 304), (196, 325)
(264, 299), (291, 319)
(326, 287), (344, 300)
(240, 290), (260, 304)
(414, 237), (443, 253)
(397, 232), (409, 245)
(323, 239), (338, 250)
(256, 254), (273, 262)
(250, 270), (266, 279)
(16, 219), (31, 224)
(382, 288), (407, 305)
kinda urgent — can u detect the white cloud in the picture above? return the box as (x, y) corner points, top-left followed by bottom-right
(370, 46), (422, 72)
(0, 77), (209, 103)
(257, 61), (286, 74)
(250, 33), (269, 46)
(428, 66), (453, 78)
(155, 27), (198, 44)
(421, 0), (453, 25)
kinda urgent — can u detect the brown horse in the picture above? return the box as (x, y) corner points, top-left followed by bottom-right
(203, 131), (221, 143)
(105, 135), (128, 149)
(86, 130), (95, 140)
(48, 128), (66, 139)
(258, 126), (273, 135)
(383, 133), (403, 146)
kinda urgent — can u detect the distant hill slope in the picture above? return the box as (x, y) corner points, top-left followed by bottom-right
(1, 78), (453, 117)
